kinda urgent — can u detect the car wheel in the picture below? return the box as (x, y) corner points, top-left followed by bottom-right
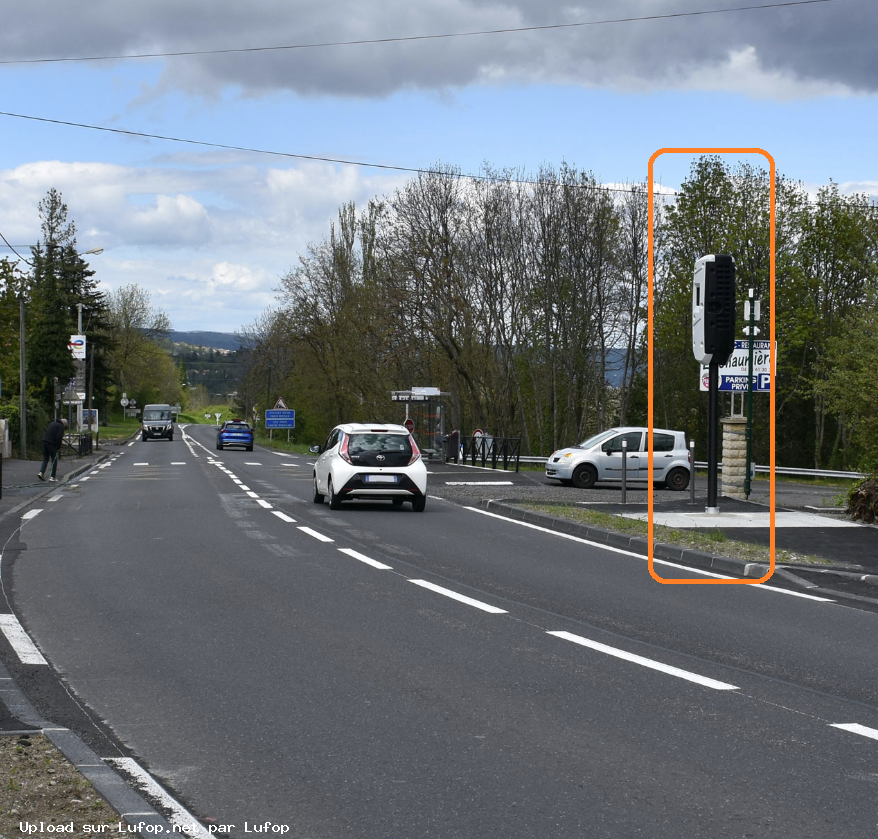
(665, 467), (690, 491)
(216, 443), (223, 450)
(411, 495), (426, 512)
(312, 475), (324, 504)
(142, 435), (147, 442)
(246, 445), (253, 452)
(571, 464), (598, 489)
(328, 477), (343, 510)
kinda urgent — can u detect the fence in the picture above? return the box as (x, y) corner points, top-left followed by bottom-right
(447, 434), (522, 471)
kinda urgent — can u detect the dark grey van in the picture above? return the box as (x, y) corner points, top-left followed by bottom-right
(141, 404), (175, 441)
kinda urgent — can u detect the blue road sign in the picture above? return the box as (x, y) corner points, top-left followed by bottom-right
(265, 409), (295, 429)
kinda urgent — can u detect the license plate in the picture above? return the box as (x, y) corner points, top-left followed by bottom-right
(365, 475), (398, 483)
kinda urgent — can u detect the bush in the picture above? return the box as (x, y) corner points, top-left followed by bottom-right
(846, 477), (878, 523)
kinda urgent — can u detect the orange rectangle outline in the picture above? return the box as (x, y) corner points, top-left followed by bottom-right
(647, 147), (775, 584)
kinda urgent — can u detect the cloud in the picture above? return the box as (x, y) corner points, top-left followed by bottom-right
(2, 0), (875, 100)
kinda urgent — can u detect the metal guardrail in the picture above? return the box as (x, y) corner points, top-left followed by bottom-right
(516, 454), (866, 481)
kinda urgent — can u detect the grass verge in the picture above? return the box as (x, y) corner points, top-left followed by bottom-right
(514, 502), (830, 566)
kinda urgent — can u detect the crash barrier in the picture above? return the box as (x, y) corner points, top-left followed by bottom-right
(455, 435), (522, 472)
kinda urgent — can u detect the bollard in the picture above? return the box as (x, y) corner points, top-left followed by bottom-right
(689, 440), (696, 505)
(621, 439), (627, 505)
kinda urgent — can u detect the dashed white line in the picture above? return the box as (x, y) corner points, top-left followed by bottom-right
(0, 614), (48, 665)
(272, 511), (296, 523)
(105, 758), (211, 839)
(298, 526), (334, 543)
(245, 462), (262, 466)
(446, 481), (514, 486)
(257, 499), (273, 509)
(171, 461), (186, 465)
(408, 580), (508, 614)
(246, 491), (259, 499)
(338, 548), (393, 570)
(22, 510), (41, 520)
(548, 631), (739, 691)
(830, 723), (878, 742)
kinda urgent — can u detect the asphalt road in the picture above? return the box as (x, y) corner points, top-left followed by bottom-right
(5, 426), (878, 837)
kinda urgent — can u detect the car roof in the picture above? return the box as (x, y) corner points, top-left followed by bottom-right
(604, 426), (684, 435)
(334, 422), (410, 434)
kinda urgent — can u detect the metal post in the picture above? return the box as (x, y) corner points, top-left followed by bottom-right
(19, 296), (26, 459)
(621, 439), (627, 504)
(744, 289), (756, 498)
(706, 359), (720, 514)
(689, 440), (696, 505)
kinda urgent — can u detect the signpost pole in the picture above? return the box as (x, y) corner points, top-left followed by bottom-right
(744, 290), (758, 498)
(707, 360), (720, 514)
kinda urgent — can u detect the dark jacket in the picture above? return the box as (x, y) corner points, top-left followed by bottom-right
(42, 419), (66, 448)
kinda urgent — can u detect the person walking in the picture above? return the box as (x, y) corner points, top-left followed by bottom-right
(38, 417), (68, 482)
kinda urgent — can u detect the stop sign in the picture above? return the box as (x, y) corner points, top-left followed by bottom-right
(404, 418), (415, 432)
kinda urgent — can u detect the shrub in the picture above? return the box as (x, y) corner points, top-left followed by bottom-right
(846, 477), (878, 524)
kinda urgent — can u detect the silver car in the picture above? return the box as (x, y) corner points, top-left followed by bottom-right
(545, 427), (691, 490)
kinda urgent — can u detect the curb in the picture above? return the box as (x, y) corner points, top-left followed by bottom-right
(0, 655), (174, 831)
(477, 498), (878, 603)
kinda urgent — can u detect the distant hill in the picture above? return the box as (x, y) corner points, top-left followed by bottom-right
(168, 330), (242, 351)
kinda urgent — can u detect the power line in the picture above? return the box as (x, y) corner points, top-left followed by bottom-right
(0, 110), (658, 196)
(0, 1), (836, 66)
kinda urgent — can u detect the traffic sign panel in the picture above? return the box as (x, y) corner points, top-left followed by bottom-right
(265, 408), (295, 429)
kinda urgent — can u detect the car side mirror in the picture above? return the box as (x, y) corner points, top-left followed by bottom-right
(309, 445), (321, 454)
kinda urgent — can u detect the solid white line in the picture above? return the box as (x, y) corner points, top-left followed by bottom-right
(548, 630), (739, 690)
(338, 548), (392, 570)
(105, 758), (212, 839)
(830, 723), (878, 741)
(298, 526), (334, 543)
(408, 580), (508, 614)
(271, 511), (296, 523)
(22, 510), (41, 520)
(464, 506), (834, 601)
(0, 614), (48, 665)
(446, 481), (514, 486)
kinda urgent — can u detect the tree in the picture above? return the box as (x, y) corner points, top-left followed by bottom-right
(105, 284), (177, 406)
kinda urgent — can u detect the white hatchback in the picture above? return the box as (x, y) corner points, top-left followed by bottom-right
(545, 427), (691, 490)
(311, 423), (428, 511)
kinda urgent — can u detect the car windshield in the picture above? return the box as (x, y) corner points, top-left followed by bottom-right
(144, 410), (171, 421)
(575, 429), (617, 449)
(225, 423), (250, 431)
(347, 433), (411, 454)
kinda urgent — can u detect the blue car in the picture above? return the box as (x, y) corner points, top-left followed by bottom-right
(216, 420), (254, 451)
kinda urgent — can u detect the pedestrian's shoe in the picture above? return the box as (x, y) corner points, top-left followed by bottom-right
(37, 472), (45, 481)
(48, 477), (57, 483)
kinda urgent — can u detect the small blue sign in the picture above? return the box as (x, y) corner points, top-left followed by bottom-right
(265, 409), (295, 429)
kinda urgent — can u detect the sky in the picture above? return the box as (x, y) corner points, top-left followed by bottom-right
(0, 0), (875, 333)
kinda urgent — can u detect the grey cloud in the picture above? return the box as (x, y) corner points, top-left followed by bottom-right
(3, 0), (875, 97)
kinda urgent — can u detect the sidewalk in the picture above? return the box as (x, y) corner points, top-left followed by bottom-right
(0, 448), (110, 520)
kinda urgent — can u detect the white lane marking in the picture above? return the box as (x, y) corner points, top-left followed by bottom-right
(105, 758), (211, 839)
(22, 510), (42, 520)
(239, 485), (251, 492)
(280, 463), (297, 467)
(171, 461), (186, 465)
(80, 476), (91, 481)
(830, 723), (878, 742)
(0, 614), (48, 665)
(338, 548), (393, 570)
(246, 491), (259, 499)
(272, 511), (296, 523)
(272, 452), (295, 458)
(128, 441), (136, 447)
(245, 462), (261, 466)
(408, 580), (508, 614)
(446, 481), (514, 486)
(133, 462), (149, 466)
(548, 631), (739, 691)
(464, 507), (833, 601)
(257, 499), (273, 509)
(298, 526), (334, 543)
(48, 494), (63, 501)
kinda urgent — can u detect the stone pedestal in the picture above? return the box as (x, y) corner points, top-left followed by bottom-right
(721, 416), (748, 500)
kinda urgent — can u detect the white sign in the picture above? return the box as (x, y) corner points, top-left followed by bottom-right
(69, 334), (86, 360)
(699, 340), (775, 391)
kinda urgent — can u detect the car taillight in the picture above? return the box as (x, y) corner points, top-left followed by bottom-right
(339, 434), (352, 464)
(408, 436), (422, 465)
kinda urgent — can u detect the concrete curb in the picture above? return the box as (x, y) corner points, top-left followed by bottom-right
(0, 655), (174, 830)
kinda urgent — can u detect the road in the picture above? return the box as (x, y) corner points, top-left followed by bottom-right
(5, 424), (878, 837)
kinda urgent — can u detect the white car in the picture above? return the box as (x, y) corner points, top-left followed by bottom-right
(311, 423), (428, 511)
(546, 427), (691, 490)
